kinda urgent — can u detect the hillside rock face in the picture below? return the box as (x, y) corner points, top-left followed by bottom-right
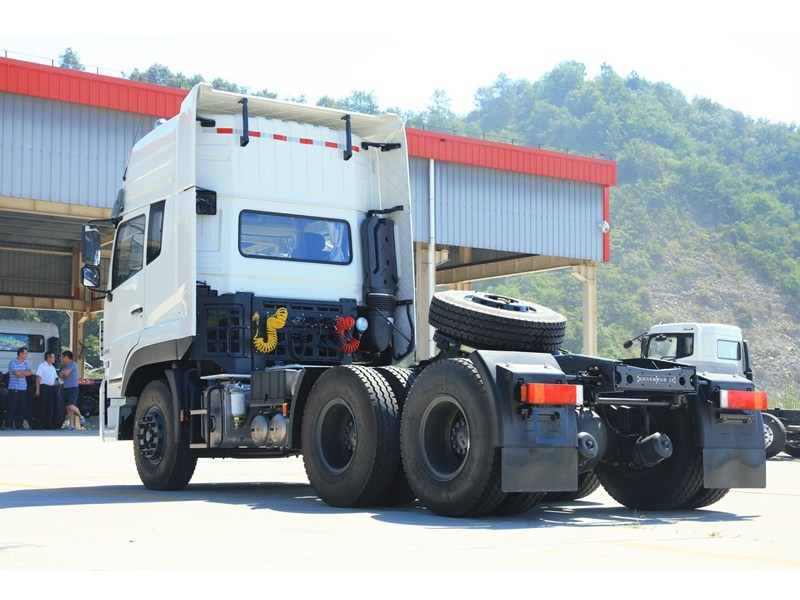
(647, 252), (799, 406)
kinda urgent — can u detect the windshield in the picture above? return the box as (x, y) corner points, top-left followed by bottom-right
(239, 211), (352, 264)
(643, 333), (694, 361)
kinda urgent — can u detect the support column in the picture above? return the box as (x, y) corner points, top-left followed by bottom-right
(572, 263), (598, 356)
(415, 242), (434, 360)
(449, 247), (472, 291)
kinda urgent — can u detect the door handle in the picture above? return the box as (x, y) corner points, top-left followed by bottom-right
(131, 305), (143, 315)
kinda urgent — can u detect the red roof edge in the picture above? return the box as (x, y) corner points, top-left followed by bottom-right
(1, 56), (617, 187)
(406, 128), (616, 187)
(0, 56), (189, 118)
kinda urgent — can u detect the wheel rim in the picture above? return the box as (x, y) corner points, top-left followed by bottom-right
(315, 397), (357, 476)
(763, 423), (774, 448)
(418, 395), (470, 482)
(467, 292), (532, 313)
(137, 407), (166, 465)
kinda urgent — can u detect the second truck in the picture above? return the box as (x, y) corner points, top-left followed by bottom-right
(81, 84), (767, 517)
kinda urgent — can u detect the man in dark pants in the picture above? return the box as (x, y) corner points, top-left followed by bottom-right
(60, 350), (84, 430)
(4, 347), (32, 430)
(35, 351), (58, 430)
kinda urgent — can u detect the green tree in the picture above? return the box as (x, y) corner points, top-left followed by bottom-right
(58, 47), (85, 71)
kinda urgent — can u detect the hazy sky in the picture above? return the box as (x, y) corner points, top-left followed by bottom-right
(3, 1), (797, 124)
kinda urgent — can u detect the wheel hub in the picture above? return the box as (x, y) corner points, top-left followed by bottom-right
(467, 292), (531, 313)
(137, 410), (165, 463)
(316, 398), (357, 476)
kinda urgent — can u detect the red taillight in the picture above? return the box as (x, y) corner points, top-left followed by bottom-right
(719, 390), (767, 410)
(520, 383), (583, 406)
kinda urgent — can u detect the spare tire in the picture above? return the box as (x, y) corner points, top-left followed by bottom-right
(429, 290), (566, 352)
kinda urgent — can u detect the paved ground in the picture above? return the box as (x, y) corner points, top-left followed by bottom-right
(1, 429), (798, 586)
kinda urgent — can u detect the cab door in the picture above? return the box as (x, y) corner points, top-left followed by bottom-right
(103, 209), (147, 391)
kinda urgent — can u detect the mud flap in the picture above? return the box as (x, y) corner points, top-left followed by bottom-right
(502, 447), (578, 493)
(691, 399), (766, 489)
(703, 448), (765, 488)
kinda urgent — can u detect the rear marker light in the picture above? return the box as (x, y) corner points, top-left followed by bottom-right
(520, 383), (583, 406)
(719, 390), (767, 410)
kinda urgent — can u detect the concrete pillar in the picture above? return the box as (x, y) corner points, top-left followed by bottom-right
(449, 248), (473, 291)
(414, 242), (434, 359)
(572, 263), (598, 356)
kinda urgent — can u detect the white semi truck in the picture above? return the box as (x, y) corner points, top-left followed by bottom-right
(627, 322), (797, 458)
(80, 84), (767, 517)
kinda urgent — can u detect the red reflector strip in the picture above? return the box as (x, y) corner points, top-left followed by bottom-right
(719, 390), (767, 410)
(205, 129), (364, 154)
(520, 383), (583, 406)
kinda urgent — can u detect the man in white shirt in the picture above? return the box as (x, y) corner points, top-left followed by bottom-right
(35, 352), (58, 430)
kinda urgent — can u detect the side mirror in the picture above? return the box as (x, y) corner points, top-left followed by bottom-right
(81, 265), (101, 289)
(82, 225), (102, 267)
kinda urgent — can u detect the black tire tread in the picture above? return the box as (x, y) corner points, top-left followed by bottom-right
(373, 367), (417, 507)
(400, 357), (506, 517)
(429, 291), (566, 352)
(490, 492), (546, 516)
(134, 379), (197, 491)
(678, 487), (730, 509)
(302, 365), (400, 508)
(543, 470), (601, 502)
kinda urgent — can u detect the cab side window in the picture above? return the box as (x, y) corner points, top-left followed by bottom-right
(147, 201), (166, 264)
(111, 215), (146, 289)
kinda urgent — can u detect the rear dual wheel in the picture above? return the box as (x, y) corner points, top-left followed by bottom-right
(302, 366), (400, 507)
(400, 358), (506, 517)
(596, 406), (714, 510)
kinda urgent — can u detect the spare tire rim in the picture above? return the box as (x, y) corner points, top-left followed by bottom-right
(467, 292), (532, 313)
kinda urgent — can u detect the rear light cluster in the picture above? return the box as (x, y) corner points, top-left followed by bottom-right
(520, 383), (583, 406)
(719, 389), (767, 410)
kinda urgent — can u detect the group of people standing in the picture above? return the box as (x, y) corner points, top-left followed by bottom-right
(3, 346), (86, 431)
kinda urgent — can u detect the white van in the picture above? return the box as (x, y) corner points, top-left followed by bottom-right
(0, 320), (61, 376)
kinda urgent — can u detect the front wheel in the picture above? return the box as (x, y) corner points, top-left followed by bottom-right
(400, 358), (505, 517)
(133, 380), (197, 490)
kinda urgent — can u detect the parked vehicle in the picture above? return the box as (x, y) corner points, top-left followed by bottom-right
(80, 84), (766, 517)
(626, 322), (795, 458)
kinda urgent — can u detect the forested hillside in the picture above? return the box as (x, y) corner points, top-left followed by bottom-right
(71, 53), (800, 401)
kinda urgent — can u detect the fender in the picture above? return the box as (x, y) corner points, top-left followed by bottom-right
(469, 350), (579, 493)
(689, 374), (766, 488)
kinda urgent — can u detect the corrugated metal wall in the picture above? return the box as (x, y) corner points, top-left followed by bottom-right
(410, 157), (605, 261)
(0, 91), (156, 207)
(0, 244), (72, 297)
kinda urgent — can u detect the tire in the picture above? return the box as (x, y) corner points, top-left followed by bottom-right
(783, 440), (800, 458)
(77, 394), (97, 418)
(677, 487), (730, 509)
(400, 358), (506, 517)
(373, 367), (417, 506)
(543, 470), (601, 502)
(596, 406), (704, 510)
(763, 413), (787, 458)
(301, 366), (400, 508)
(429, 290), (566, 352)
(133, 380), (197, 490)
(490, 492), (546, 516)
